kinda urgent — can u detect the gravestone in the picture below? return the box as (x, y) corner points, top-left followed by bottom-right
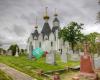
(94, 57), (100, 70)
(71, 54), (80, 61)
(1, 50), (3, 55)
(46, 50), (55, 65)
(7, 50), (12, 56)
(68, 50), (73, 54)
(28, 43), (33, 59)
(15, 48), (19, 57)
(61, 49), (67, 63)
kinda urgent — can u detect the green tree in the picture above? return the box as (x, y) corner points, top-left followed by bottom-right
(8, 44), (20, 56)
(84, 32), (100, 54)
(59, 21), (84, 53)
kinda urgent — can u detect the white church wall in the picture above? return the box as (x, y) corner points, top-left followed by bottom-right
(55, 30), (59, 51)
(38, 34), (43, 42)
(41, 40), (50, 52)
(27, 43), (29, 54)
(35, 40), (39, 48)
(59, 38), (63, 49)
(49, 32), (55, 41)
(27, 35), (33, 54)
(26, 13), (70, 56)
(49, 32), (56, 51)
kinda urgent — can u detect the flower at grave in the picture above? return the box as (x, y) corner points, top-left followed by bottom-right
(32, 48), (44, 59)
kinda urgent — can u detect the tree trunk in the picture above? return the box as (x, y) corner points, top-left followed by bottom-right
(71, 43), (74, 54)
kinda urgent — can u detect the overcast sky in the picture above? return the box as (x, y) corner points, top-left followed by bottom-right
(0, 0), (100, 49)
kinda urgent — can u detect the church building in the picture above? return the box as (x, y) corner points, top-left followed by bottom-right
(27, 7), (69, 58)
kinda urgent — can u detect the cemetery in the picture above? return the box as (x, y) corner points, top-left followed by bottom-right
(0, 52), (79, 80)
(0, 13), (100, 80)
(0, 34), (100, 80)
(0, 40), (100, 80)
(0, 0), (100, 80)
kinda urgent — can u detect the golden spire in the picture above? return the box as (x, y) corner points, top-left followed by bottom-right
(54, 8), (58, 16)
(45, 7), (48, 16)
(43, 7), (49, 20)
(35, 16), (38, 29)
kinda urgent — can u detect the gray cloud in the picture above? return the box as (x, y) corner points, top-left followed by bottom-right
(12, 24), (26, 36)
(0, 0), (100, 49)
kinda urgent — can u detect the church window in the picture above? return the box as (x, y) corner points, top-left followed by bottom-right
(34, 36), (38, 40)
(54, 22), (59, 26)
(51, 41), (53, 47)
(44, 35), (48, 40)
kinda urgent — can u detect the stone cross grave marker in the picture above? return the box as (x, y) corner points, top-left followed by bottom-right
(15, 47), (19, 57)
(46, 50), (55, 65)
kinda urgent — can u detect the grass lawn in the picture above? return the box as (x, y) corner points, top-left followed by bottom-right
(61, 71), (79, 80)
(0, 54), (79, 80)
(0, 69), (12, 80)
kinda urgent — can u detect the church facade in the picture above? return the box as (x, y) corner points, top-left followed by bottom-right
(27, 8), (69, 57)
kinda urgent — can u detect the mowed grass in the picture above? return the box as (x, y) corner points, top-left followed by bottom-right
(0, 54), (79, 79)
(0, 69), (13, 80)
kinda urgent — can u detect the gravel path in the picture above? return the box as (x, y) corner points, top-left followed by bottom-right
(62, 72), (79, 80)
(0, 63), (35, 80)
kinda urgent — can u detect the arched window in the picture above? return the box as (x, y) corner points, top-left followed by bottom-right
(34, 36), (38, 40)
(51, 41), (53, 47)
(44, 35), (48, 40)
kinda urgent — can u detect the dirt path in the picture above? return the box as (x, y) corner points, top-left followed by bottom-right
(62, 72), (79, 80)
(0, 63), (35, 80)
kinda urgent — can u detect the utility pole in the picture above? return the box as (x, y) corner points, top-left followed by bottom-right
(97, 0), (100, 22)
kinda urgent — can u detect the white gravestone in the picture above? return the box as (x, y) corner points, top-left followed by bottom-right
(71, 54), (80, 61)
(46, 50), (55, 65)
(15, 48), (19, 57)
(94, 57), (100, 69)
(61, 52), (67, 63)
(28, 44), (33, 59)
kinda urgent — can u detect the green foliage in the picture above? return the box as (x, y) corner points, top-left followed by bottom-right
(84, 32), (100, 54)
(8, 44), (20, 56)
(0, 55), (79, 80)
(59, 21), (84, 53)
